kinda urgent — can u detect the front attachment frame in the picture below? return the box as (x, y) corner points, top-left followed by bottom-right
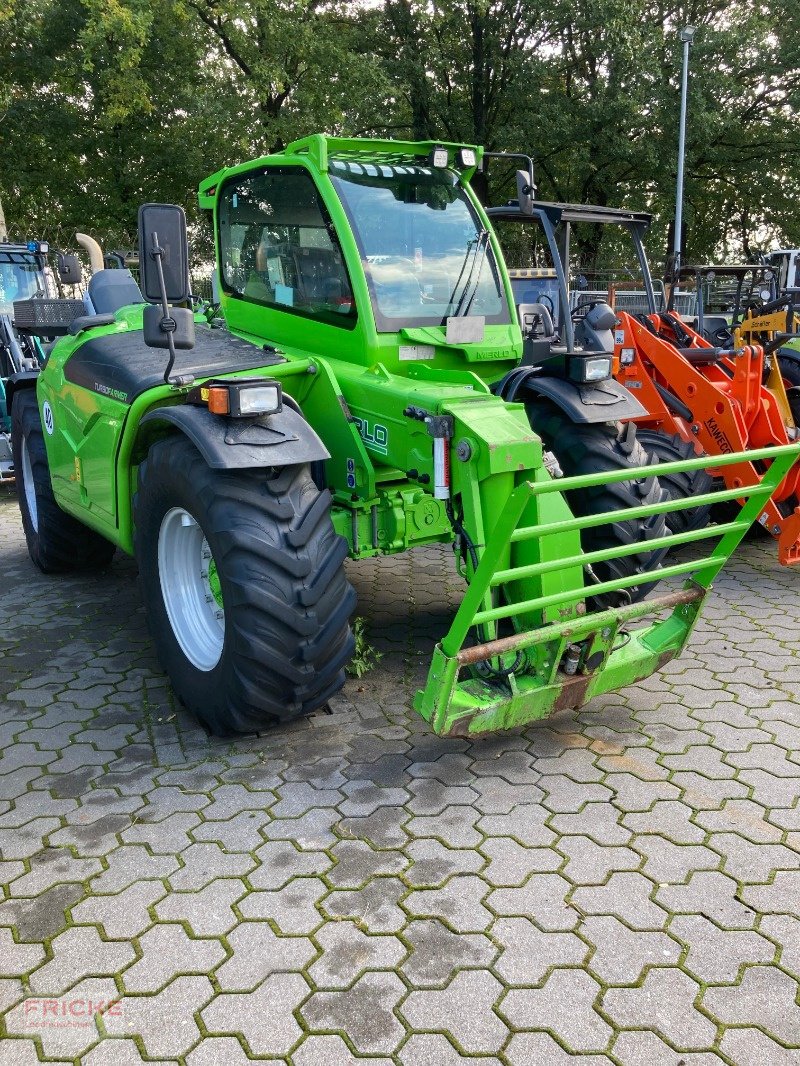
(414, 443), (800, 736)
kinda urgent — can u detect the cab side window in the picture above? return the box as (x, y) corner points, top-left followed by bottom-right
(219, 168), (356, 326)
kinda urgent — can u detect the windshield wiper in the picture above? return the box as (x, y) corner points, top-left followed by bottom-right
(447, 228), (489, 318)
(461, 230), (490, 316)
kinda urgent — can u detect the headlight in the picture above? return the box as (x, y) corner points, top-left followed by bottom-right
(236, 384), (282, 415)
(428, 146), (449, 168)
(457, 148), (477, 168)
(620, 347), (636, 366)
(199, 378), (283, 417)
(568, 355), (612, 383)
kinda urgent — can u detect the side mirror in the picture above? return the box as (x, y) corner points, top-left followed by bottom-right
(516, 169), (535, 216)
(137, 203), (190, 305)
(58, 253), (82, 286)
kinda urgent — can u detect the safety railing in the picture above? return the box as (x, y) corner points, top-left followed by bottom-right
(442, 443), (800, 663)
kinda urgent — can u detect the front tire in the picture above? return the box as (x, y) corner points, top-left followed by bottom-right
(11, 389), (115, 573)
(133, 437), (355, 735)
(525, 400), (666, 607)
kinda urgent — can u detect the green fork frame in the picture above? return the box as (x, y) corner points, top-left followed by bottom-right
(415, 444), (800, 736)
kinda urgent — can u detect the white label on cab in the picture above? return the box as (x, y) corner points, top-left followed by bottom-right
(399, 345), (435, 361)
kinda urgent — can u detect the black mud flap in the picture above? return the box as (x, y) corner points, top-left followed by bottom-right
(140, 404), (330, 470)
(501, 368), (647, 423)
(6, 371), (40, 414)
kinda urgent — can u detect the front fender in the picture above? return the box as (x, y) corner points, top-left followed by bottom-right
(140, 403), (330, 470)
(523, 374), (647, 423)
(6, 370), (40, 415)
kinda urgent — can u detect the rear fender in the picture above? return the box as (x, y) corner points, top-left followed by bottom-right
(139, 403), (330, 470)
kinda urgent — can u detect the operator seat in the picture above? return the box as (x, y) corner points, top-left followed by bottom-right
(87, 269), (145, 315)
(518, 302), (557, 363)
(574, 301), (617, 353)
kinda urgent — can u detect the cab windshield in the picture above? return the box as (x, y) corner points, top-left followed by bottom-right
(0, 255), (45, 315)
(330, 160), (509, 332)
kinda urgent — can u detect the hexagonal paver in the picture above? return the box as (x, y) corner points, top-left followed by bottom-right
(202, 973), (310, 1056)
(602, 969), (716, 1050)
(399, 1033), (499, 1065)
(401, 919), (497, 988)
(656, 870), (757, 928)
(82, 1038), (179, 1066)
(152, 879), (246, 935)
(702, 965), (800, 1044)
(300, 971), (406, 1055)
(29, 926), (135, 994)
(581, 916), (680, 984)
(571, 873), (669, 930)
(104, 976), (214, 1058)
(308, 921), (405, 988)
(492, 917), (587, 985)
(487, 873), (578, 931)
(719, 1027), (800, 1065)
(669, 914), (775, 982)
(215, 922), (316, 991)
(403, 874), (492, 932)
(401, 970), (508, 1053)
(121, 924), (225, 992)
(500, 969), (612, 1052)
(4, 977), (116, 1059)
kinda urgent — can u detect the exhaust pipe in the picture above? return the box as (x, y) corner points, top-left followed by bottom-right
(75, 232), (104, 274)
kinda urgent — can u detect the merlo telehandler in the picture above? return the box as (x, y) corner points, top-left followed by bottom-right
(9, 137), (798, 737)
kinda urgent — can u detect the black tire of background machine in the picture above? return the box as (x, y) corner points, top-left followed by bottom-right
(526, 398), (667, 608)
(637, 429), (714, 536)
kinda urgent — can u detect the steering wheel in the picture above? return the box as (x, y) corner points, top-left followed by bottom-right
(538, 293), (555, 316)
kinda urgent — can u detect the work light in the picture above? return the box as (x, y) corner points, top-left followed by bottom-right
(568, 355), (613, 383)
(200, 379), (283, 417)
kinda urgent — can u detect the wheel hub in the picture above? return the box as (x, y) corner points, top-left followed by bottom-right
(158, 507), (224, 671)
(20, 437), (38, 533)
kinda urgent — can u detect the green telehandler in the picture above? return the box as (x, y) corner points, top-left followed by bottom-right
(9, 136), (799, 737)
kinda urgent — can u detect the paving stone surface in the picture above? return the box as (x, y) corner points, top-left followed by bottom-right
(3, 487), (800, 1062)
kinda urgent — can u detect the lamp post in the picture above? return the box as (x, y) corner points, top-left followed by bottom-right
(673, 25), (696, 273)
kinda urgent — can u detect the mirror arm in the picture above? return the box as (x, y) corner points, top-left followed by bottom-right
(147, 229), (180, 385)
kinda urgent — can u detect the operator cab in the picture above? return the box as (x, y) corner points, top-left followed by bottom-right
(0, 243), (50, 317)
(216, 158), (509, 337)
(668, 264), (778, 348)
(481, 191), (655, 417)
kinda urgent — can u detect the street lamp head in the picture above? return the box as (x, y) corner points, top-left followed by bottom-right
(679, 26), (696, 43)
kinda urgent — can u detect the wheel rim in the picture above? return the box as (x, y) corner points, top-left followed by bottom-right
(158, 507), (224, 671)
(20, 437), (38, 533)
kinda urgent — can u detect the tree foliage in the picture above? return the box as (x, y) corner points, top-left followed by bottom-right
(1, 0), (798, 268)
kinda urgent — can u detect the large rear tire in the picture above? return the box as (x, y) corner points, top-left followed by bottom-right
(778, 350), (800, 389)
(637, 429), (713, 535)
(133, 437), (355, 735)
(525, 400), (666, 607)
(11, 389), (116, 573)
